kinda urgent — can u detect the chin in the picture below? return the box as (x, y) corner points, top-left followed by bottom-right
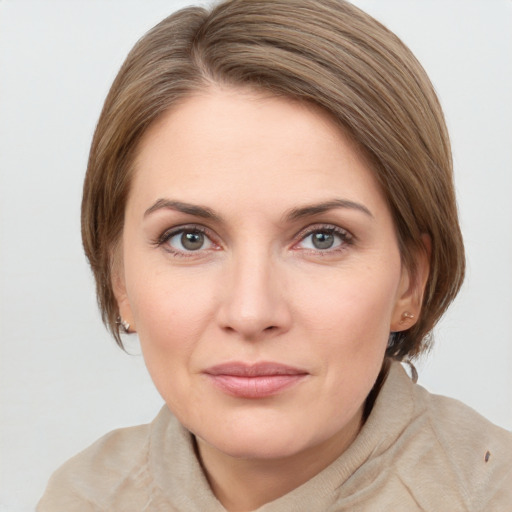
(190, 406), (341, 462)
(199, 429), (311, 461)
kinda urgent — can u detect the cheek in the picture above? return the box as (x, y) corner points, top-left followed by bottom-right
(293, 266), (400, 422)
(129, 272), (214, 348)
(125, 269), (219, 418)
(294, 262), (401, 342)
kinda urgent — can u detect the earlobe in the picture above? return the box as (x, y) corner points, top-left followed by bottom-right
(390, 236), (431, 332)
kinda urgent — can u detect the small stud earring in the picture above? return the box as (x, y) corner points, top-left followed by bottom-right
(400, 311), (415, 324)
(117, 317), (131, 334)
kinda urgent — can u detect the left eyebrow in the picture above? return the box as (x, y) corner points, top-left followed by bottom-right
(284, 199), (373, 221)
(144, 199), (221, 221)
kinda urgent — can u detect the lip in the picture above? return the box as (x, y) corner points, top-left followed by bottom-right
(203, 362), (309, 399)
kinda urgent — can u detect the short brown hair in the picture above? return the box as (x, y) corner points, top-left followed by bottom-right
(82, 0), (465, 359)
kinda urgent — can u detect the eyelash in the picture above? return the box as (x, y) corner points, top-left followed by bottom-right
(154, 223), (353, 257)
(154, 225), (220, 258)
(293, 224), (353, 254)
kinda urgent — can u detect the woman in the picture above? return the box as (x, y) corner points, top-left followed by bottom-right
(38, 0), (512, 510)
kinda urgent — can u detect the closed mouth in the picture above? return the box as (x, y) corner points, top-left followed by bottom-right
(203, 361), (308, 398)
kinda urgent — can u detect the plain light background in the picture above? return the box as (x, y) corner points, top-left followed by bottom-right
(1, 1), (511, 510)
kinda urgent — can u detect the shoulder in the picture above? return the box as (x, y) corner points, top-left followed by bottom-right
(404, 369), (512, 509)
(422, 386), (512, 457)
(424, 387), (512, 504)
(37, 408), (168, 512)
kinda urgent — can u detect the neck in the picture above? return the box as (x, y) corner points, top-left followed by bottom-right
(196, 407), (363, 512)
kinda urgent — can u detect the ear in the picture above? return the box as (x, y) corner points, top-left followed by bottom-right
(111, 257), (136, 332)
(390, 235), (431, 332)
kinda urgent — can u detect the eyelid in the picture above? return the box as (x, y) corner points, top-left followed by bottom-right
(153, 222), (353, 256)
(292, 223), (353, 251)
(154, 224), (221, 255)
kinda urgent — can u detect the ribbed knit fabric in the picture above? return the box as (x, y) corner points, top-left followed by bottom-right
(37, 363), (512, 511)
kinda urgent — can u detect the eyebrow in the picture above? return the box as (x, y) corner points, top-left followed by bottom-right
(285, 199), (373, 221)
(144, 199), (221, 221)
(144, 198), (373, 222)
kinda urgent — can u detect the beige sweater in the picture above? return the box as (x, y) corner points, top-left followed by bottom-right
(38, 363), (512, 511)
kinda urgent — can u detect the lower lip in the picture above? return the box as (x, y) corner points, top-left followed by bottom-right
(206, 374), (306, 398)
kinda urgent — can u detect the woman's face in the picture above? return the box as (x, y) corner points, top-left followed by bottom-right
(116, 87), (419, 464)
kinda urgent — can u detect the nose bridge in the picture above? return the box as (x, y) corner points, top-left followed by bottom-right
(218, 242), (290, 339)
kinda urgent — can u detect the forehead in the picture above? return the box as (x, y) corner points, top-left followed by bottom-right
(129, 86), (387, 216)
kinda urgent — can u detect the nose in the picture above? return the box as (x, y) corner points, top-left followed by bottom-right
(216, 248), (292, 341)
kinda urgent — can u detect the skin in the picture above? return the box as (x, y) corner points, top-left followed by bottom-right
(114, 87), (427, 511)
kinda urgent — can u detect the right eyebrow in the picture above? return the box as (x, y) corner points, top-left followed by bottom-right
(284, 198), (374, 222)
(143, 199), (221, 222)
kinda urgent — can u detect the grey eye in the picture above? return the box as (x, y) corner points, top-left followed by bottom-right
(181, 231), (205, 251)
(311, 232), (335, 249)
(298, 229), (345, 251)
(167, 229), (213, 252)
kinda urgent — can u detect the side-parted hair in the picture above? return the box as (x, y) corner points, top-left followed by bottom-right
(81, 0), (465, 360)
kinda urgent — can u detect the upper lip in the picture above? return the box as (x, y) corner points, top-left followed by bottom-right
(204, 362), (308, 377)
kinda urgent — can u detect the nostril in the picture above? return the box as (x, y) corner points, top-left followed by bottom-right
(264, 325), (277, 331)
